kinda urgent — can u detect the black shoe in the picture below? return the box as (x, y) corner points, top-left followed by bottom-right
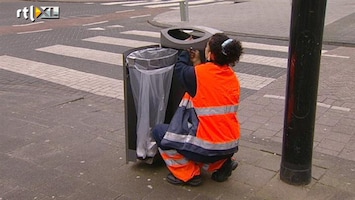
(211, 158), (238, 182)
(166, 173), (202, 186)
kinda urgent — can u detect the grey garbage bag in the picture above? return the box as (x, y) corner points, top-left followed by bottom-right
(126, 47), (178, 160)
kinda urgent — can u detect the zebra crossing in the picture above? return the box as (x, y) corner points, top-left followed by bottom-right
(0, 29), (293, 100)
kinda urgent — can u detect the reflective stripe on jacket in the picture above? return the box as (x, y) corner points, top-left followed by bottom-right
(163, 62), (241, 156)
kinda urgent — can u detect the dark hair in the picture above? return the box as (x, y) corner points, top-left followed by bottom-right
(208, 33), (243, 66)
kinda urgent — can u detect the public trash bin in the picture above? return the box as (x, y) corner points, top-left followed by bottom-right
(124, 47), (178, 163)
(124, 26), (222, 164)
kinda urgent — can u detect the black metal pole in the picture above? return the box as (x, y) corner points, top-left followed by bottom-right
(281, 0), (327, 185)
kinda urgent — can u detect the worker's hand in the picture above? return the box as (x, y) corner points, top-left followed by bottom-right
(188, 48), (201, 66)
(185, 35), (193, 41)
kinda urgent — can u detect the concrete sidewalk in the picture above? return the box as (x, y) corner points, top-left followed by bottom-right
(1, 0), (355, 199)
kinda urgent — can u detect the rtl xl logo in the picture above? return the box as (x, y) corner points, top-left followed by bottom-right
(17, 6), (60, 22)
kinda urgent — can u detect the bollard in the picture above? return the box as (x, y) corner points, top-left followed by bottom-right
(280, 0), (327, 185)
(179, 0), (189, 22)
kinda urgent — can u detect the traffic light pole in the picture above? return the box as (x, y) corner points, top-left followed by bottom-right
(281, 0), (327, 185)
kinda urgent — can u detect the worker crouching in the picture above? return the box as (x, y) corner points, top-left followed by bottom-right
(153, 33), (243, 186)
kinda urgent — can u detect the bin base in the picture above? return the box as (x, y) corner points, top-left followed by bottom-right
(126, 149), (137, 163)
(127, 149), (159, 164)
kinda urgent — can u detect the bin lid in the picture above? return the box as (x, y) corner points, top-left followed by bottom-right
(160, 26), (222, 51)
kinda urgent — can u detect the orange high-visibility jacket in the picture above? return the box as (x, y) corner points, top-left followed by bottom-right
(162, 62), (241, 157)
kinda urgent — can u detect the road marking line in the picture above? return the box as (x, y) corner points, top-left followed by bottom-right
(238, 73), (275, 90)
(120, 30), (160, 38)
(82, 20), (108, 26)
(317, 102), (331, 108)
(87, 27), (106, 31)
(13, 21), (44, 27)
(36, 45), (123, 65)
(130, 14), (151, 19)
(107, 24), (124, 28)
(0, 55), (124, 100)
(81, 35), (286, 68)
(115, 9), (135, 14)
(263, 94), (285, 100)
(242, 42), (289, 53)
(83, 36), (157, 48)
(99, 32), (343, 60)
(322, 54), (350, 59)
(263, 94), (351, 112)
(242, 42), (328, 55)
(331, 106), (351, 112)
(17, 29), (52, 35)
(241, 54), (287, 68)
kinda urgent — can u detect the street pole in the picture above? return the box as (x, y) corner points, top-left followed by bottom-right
(280, 0), (327, 185)
(179, 0), (189, 22)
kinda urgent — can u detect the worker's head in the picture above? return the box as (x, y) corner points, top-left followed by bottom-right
(205, 33), (243, 66)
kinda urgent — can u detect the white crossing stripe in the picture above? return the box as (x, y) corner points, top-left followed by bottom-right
(264, 94), (351, 112)
(263, 94), (285, 100)
(331, 106), (351, 112)
(119, 31), (328, 57)
(238, 73), (275, 90)
(322, 54), (350, 59)
(120, 33), (289, 68)
(121, 30), (160, 38)
(36, 45), (123, 65)
(115, 9), (135, 14)
(82, 20), (108, 27)
(25, 34), (291, 97)
(243, 42), (328, 54)
(13, 21), (44, 27)
(240, 54), (287, 68)
(107, 24), (124, 28)
(83, 36), (158, 48)
(82, 35), (287, 68)
(0, 55), (124, 100)
(242, 42), (289, 53)
(87, 27), (105, 31)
